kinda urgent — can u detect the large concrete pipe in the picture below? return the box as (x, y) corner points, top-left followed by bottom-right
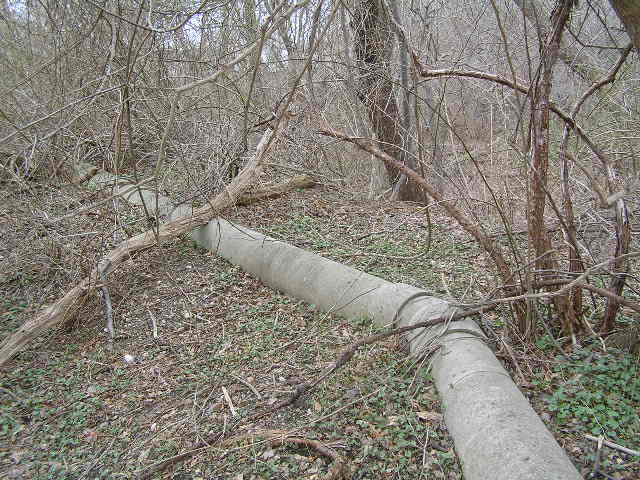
(87, 171), (581, 479)
(189, 217), (582, 480)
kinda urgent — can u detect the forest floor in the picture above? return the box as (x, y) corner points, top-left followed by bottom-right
(0, 174), (638, 479)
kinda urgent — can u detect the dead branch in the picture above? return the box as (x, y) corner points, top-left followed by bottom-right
(584, 434), (640, 457)
(137, 429), (349, 480)
(0, 119), (290, 367)
(317, 124), (514, 285)
(236, 174), (315, 206)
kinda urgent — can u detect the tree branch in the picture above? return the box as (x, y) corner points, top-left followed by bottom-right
(317, 123), (514, 285)
(0, 118), (291, 367)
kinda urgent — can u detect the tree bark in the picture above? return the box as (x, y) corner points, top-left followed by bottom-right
(601, 192), (632, 334)
(527, 0), (578, 338)
(609, 0), (640, 52)
(351, 0), (422, 201)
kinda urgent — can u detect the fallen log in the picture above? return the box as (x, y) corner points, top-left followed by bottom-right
(236, 175), (315, 206)
(0, 124), (291, 367)
(88, 172), (315, 217)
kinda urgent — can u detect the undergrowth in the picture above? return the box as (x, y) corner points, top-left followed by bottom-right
(544, 345), (640, 453)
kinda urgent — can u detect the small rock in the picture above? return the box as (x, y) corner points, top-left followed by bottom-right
(262, 449), (276, 460)
(344, 388), (360, 399)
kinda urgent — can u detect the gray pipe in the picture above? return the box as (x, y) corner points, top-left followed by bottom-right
(91, 172), (581, 480)
(189, 217), (582, 480)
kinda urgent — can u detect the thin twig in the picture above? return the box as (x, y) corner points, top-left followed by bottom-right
(99, 260), (114, 340)
(230, 374), (262, 400)
(146, 308), (158, 339)
(221, 386), (238, 417)
(585, 434), (640, 457)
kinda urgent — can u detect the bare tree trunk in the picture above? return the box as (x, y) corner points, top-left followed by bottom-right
(601, 199), (632, 333)
(386, 0), (416, 200)
(351, 0), (422, 201)
(528, 0), (578, 338)
(609, 0), (640, 51)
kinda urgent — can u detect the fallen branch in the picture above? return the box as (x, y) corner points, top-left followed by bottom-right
(169, 174), (316, 215)
(317, 124), (514, 285)
(584, 434), (640, 457)
(0, 120), (289, 367)
(137, 429), (349, 480)
(236, 174), (315, 205)
(252, 303), (494, 420)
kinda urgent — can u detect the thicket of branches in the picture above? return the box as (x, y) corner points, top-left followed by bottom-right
(1, 0), (640, 354)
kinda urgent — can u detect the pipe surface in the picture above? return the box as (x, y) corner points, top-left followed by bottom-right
(189, 217), (582, 480)
(86, 173), (581, 479)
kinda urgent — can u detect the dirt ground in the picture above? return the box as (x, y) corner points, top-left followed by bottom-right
(1, 175), (638, 479)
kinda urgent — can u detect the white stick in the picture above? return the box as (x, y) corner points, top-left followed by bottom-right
(221, 386), (237, 417)
(584, 435), (640, 457)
